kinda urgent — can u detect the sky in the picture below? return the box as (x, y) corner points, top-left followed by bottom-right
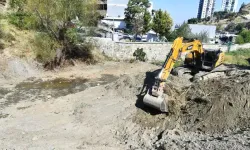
(152, 0), (250, 24)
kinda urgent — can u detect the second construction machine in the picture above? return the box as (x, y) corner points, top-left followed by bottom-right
(143, 37), (225, 112)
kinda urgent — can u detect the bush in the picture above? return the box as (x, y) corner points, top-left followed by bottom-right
(8, 12), (39, 30)
(32, 33), (60, 63)
(133, 48), (146, 62)
(238, 29), (250, 43)
(235, 35), (244, 44)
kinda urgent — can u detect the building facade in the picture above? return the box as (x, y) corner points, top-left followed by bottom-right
(101, 0), (153, 29)
(221, 0), (238, 12)
(97, 0), (108, 17)
(197, 0), (216, 19)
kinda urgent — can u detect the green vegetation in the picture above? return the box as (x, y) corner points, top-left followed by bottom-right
(236, 29), (250, 44)
(133, 48), (146, 62)
(152, 9), (173, 38)
(6, 0), (100, 68)
(0, 24), (16, 50)
(32, 33), (59, 63)
(167, 23), (209, 42)
(125, 0), (150, 35)
(142, 11), (152, 34)
(125, 0), (172, 39)
(213, 11), (237, 22)
(225, 49), (250, 66)
(187, 17), (211, 24)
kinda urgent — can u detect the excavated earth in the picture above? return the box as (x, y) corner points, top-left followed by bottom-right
(0, 61), (250, 149)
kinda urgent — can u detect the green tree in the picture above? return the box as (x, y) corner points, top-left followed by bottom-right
(188, 18), (199, 24)
(124, 0), (150, 30)
(152, 9), (173, 38)
(131, 13), (144, 36)
(142, 10), (151, 34)
(175, 22), (191, 38)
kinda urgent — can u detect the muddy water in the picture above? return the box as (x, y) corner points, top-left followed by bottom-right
(0, 74), (118, 109)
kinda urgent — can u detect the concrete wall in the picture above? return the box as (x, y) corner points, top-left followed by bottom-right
(90, 38), (250, 62)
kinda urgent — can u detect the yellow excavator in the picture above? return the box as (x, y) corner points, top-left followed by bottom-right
(143, 37), (225, 112)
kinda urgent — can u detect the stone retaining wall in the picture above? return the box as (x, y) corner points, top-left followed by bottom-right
(89, 38), (250, 62)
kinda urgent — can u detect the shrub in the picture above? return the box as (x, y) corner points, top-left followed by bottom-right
(235, 35), (244, 44)
(32, 33), (60, 63)
(238, 29), (250, 43)
(133, 48), (146, 62)
(8, 12), (38, 30)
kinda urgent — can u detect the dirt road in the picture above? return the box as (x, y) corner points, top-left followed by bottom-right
(0, 61), (250, 150)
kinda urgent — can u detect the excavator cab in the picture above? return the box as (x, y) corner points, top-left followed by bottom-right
(201, 49), (224, 70)
(184, 49), (224, 71)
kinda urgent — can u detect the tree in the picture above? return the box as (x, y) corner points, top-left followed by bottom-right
(188, 18), (199, 24)
(9, 0), (100, 67)
(152, 9), (173, 38)
(131, 13), (144, 36)
(124, 0), (150, 30)
(175, 22), (191, 38)
(142, 10), (151, 34)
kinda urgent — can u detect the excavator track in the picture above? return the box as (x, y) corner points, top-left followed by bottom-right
(173, 65), (236, 81)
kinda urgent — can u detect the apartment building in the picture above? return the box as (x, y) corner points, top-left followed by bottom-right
(197, 0), (216, 19)
(97, 0), (108, 17)
(221, 0), (238, 12)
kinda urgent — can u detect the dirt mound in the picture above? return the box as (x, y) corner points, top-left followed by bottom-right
(120, 70), (250, 149)
(181, 72), (250, 134)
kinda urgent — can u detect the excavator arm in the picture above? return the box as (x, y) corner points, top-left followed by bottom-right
(143, 37), (204, 112)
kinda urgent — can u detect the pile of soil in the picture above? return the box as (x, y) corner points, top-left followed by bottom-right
(181, 72), (250, 134)
(116, 70), (250, 149)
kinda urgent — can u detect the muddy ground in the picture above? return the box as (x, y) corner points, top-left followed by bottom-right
(0, 61), (250, 149)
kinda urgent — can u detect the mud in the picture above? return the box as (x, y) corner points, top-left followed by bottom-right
(0, 74), (118, 110)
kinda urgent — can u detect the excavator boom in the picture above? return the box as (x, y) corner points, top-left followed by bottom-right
(143, 37), (205, 112)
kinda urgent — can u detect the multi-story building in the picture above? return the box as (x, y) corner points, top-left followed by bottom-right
(97, 0), (108, 17)
(221, 0), (238, 12)
(101, 0), (153, 29)
(197, 0), (216, 19)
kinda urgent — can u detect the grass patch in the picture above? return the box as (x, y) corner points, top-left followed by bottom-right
(225, 49), (250, 66)
(151, 61), (164, 66)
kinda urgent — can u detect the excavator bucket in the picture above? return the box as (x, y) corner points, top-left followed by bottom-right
(143, 93), (168, 113)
